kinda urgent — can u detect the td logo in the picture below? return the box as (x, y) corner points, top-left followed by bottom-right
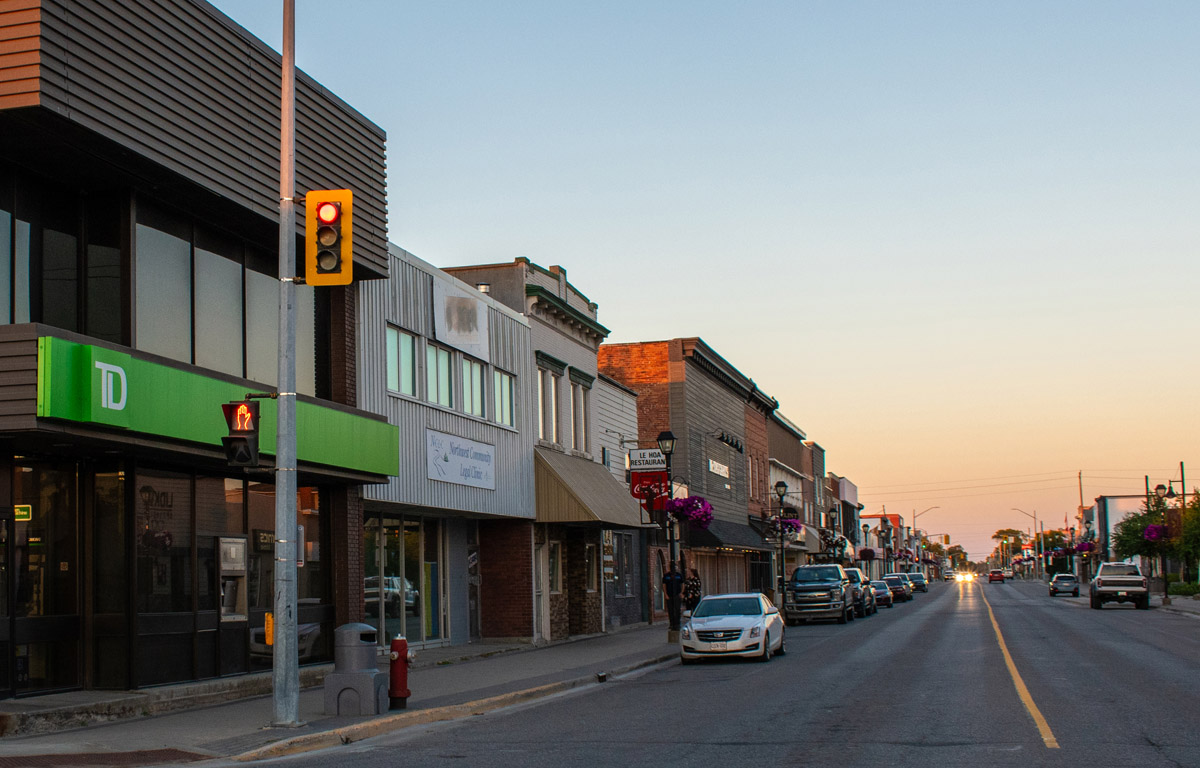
(95, 361), (127, 411)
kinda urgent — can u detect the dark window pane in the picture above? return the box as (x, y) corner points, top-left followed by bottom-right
(135, 470), (193, 613)
(196, 477), (243, 613)
(14, 218), (30, 323)
(41, 196), (79, 332)
(135, 224), (192, 363)
(194, 248), (243, 376)
(13, 463), (78, 618)
(85, 197), (123, 344)
(93, 470), (126, 614)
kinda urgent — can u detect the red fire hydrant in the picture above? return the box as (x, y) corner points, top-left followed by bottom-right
(389, 637), (413, 710)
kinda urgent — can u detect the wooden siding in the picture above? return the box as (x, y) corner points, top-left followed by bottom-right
(0, 0), (387, 277)
(359, 247), (535, 517)
(0, 326), (39, 429)
(593, 376), (637, 485)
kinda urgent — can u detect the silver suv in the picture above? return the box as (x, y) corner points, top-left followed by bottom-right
(1089, 562), (1149, 610)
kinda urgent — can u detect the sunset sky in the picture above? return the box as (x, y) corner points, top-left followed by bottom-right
(212, 1), (1199, 559)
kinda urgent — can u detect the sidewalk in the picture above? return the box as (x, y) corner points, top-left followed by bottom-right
(1060, 590), (1200, 616)
(0, 623), (678, 765)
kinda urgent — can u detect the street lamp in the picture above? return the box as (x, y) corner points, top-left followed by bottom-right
(1153, 481), (1172, 606)
(1012, 508), (1041, 581)
(861, 522), (870, 578)
(657, 430), (680, 639)
(774, 480), (789, 602)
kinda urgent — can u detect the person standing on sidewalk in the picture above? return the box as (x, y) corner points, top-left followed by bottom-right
(683, 569), (702, 612)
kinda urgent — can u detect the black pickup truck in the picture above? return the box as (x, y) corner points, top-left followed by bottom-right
(783, 564), (853, 625)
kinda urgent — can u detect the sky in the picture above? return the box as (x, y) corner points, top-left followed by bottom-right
(210, 1), (1199, 559)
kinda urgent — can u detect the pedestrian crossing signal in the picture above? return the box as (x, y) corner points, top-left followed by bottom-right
(221, 400), (260, 467)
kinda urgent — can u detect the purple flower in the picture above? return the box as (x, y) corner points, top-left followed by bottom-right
(665, 496), (714, 530)
(1144, 524), (1167, 542)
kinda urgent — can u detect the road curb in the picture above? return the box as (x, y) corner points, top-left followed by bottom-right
(232, 652), (678, 761)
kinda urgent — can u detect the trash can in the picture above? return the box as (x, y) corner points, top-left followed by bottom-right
(323, 623), (388, 716)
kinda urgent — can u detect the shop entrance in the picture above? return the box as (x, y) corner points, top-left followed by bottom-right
(363, 515), (444, 647)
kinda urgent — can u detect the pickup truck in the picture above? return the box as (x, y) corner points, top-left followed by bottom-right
(783, 564), (853, 625)
(1089, 562), (1149, 610)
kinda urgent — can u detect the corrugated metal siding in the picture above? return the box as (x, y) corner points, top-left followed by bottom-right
(0, 328), (38, 428)
(359, 248), (535, 518)
(6, 0), (387, 276)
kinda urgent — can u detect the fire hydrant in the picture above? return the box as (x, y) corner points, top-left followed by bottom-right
(389, 636), (414, 709)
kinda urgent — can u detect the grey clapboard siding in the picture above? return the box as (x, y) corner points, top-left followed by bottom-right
(0, 0), (388, 277)
(359, 246), (535, 518)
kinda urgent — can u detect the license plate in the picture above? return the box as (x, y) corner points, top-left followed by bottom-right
(1118, 591), (1127, 596)
(709, 642), (727, 651)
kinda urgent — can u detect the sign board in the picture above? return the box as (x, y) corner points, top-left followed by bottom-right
(14, 504), (31, 522)
(629, 449), (666, 471)
(630, 470), (669, 511)
(426, 428), (496, 490)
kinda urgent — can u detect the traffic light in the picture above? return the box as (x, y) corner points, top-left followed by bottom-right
(305, 189), (353, 286)
(221, 400), (260, 467)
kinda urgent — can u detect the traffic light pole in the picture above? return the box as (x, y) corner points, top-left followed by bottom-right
(272, 0), (301, 728)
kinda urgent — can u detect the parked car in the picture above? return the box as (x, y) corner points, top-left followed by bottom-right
(884, 573), (916, 599)
(680, 593), (785, 663)
(1089, 562), (1149, 610)
(988, 569), (1005, 583)
(784, 564), (854, 624)
(907, 573), (929, 592)
(1002, 568), (1014, 579)
(870, 580), (895, 608)
(882, 575), (912, 602)
(1048, 573), (1079, 597)
(843, 567), (877, 617)
(364, 576), (418, 618)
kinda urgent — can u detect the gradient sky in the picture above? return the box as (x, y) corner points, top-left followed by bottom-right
(210, 1), (1199, 559)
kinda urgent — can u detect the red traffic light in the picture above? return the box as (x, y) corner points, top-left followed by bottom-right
(315, 201), (340, 225)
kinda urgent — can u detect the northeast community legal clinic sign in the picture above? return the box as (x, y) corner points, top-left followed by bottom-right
(426, 429), (496, 490)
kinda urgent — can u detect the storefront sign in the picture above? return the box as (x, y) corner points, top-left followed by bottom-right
(14, 504), (31, 522)
(426, 429), (496, 490)
(708, 459), (730, 478)
(36, 336), (398, 477)
(629, 449), (666, 471)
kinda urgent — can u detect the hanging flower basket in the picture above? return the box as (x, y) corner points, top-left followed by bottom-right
(665, 496), (714, 530)
(1144, 524), (1167, 542)
(1075, 541), (1095, 553)
(859, 548), (876, 561)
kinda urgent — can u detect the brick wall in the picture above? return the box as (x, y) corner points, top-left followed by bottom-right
(598, 342), (671, 448)
(566, 528), (602, 635)
(331, 487), (364, 626)
(479, 519), (534, 638)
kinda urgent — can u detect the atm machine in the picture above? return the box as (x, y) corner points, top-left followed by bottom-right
(219, 536), (247, 622)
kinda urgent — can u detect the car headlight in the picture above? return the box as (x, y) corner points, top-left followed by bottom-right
(749, 626), (761, 638)
(681, 625), (691, 640)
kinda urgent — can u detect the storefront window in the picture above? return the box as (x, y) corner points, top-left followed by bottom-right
(40, 194), (79, 333)
(135, 222), (192, 364)
(196, 477), (244, 612)
(194, 247), (244, 377)
(135, 470), (193, 614)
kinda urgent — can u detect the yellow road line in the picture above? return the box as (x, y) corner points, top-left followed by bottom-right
(978, 585), (1060, 749)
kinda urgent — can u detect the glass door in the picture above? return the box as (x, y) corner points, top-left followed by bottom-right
(364, 516), (405, 644)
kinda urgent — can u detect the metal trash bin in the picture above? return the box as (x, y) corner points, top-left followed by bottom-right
(323, 623), (388, 716)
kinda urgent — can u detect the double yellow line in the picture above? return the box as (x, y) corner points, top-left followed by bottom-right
(978, 585), (1060, 749)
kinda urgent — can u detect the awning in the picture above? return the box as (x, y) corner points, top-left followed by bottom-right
(534, 447), (646, 528)
(797, 524), (822, 552)
(688, 518), (774, 551)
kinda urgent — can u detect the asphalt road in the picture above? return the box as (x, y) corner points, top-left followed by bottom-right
(262, 580), (1200, 768)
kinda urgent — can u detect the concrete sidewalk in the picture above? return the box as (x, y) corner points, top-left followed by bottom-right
(1058, 589), (1200, 616)
(0, 623), (677, 765)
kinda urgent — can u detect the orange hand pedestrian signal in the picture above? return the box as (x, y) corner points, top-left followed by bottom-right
(221, 400), (260, 467)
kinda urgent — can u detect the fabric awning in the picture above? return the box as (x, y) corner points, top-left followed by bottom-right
(534, 447), (647, 528)
(687, 518), (774, 551)
(797, 524), (822, 552)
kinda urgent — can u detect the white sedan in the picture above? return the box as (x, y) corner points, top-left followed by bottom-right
(680, 593), (786, 664)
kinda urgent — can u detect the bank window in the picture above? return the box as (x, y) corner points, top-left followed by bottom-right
(494, 370), (514, 427)
(585, 543), (599, 591)
(462, 357), (484, 417)
(385, 326), (417, 396)
(426, 344), (453, 407)
(548, 541), (562, 593)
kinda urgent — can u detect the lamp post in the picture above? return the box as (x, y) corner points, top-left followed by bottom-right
(881, 517), (893, 574)
(1082, 519), (1094, 582)
(657, 431), (680, 640)
(1153, 482), (1171, 606)
(1012, 508), (1041, 581)
(774, 481), (789, 603)
(862, 522), (871, 578)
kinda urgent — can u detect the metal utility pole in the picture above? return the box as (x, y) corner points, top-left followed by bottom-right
(273, 0), (301, 728)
